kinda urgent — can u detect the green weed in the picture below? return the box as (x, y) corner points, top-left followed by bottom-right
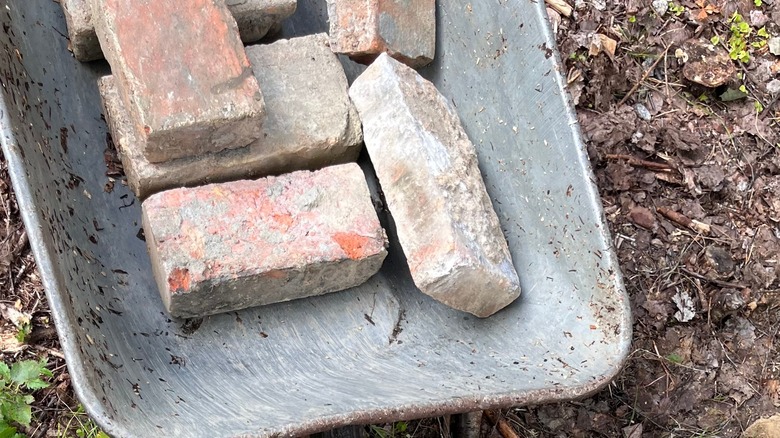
(0, 359), (52, 438)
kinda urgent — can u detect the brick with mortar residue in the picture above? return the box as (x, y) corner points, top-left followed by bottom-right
(97, 34), (362, 199)
(90, 0), (266, 163)
(61, 0), (296, 62)
(326, 0), (435, 68)
(142, 163), (388, 318)
(349, 53), (520, 318)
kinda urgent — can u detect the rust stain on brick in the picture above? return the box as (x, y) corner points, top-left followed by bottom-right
(271, 213), (294, 231)
(263, 269), (288, 279)
(168, 268), (191, 293)
(332, 232), (374, 260)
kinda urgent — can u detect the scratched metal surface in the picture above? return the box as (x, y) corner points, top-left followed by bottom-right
(0, 0), (631, 437)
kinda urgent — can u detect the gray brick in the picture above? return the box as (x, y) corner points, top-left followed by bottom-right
(349, 53), (521, 318)
(98, 34), (362, 199)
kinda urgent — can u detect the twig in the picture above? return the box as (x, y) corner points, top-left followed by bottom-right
(605, 154), (673, 171)
(679, 267), (747, 290)
(617, 46), (671, 107)
(484, 410), (521, 438)
(657, 207), (711, 234)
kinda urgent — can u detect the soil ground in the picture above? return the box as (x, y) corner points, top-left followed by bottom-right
(2, 0), (780, 436)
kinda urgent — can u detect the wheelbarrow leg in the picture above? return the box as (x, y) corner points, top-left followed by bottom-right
(317, 412), (484, 438)
(318, 425), (368, 438)
(452, 412), (483, 438)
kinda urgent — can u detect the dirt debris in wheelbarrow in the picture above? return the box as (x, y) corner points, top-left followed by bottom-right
(0, 1), (631, 437)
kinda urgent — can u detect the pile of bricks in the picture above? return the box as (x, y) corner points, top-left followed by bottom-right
(68, 0), (521, 318)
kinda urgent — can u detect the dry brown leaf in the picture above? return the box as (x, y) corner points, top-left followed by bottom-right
(545, 0), (572, 17)
(0, 329), (24, 353)
(588, 34), (618, 60)
(599, 34), (618, 59)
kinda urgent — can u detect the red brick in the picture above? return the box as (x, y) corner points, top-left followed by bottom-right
(90, 0), (265, 163)
(327, 0), (436, 68)
(61, 0), (296, 62)
(142, 164), (388, 318)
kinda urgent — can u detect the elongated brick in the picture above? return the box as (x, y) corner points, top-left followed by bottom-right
(61, 0), (296, 62)
(349, 54), (520, 318)
(142, 164), (388, 318)
(90, 0), (266, 163)
(98, 34), (362, 199)
(326, 0), (435, 68)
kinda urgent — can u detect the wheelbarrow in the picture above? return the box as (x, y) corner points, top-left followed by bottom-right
(0, 0), (631, 436)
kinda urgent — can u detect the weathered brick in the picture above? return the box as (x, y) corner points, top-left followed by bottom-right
(61, 0), (103, 62)
(326, 0), (436, 68)
(61, 0), (296, 62)
(349, 54), (520, 318)
(98, 34), (362, 199)
(90, 0), (266, 163)
(142, 163), (388, 318)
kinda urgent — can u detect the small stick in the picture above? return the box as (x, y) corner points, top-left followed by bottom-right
(657, 207), (710, 234)
(484, 410), (521, 438)
(617, 46), (670, 107)
(680, 267), (747, 290)
(605, 154), (672, 171)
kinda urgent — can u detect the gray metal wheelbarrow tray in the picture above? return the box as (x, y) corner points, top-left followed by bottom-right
(0, 0), (631, 436)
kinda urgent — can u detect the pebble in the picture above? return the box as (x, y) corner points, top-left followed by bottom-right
(651, 0), (668, 16)
(769, 37), (780, 56)
(634, 103), (652, 121)
(749, 10), (768, 28)
(768, 79), (780, 95)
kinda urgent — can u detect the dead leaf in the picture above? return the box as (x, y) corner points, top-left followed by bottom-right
(693, 0), (720, 21)
(673, 290), (695, 322)
(0, 302), (31, 329)
(622, 423), (643, 438)
(589, 34), (618, 60)
(0, 329), (24, 353)
(629, 206), (658, 231)
(680, 38), (735, 88)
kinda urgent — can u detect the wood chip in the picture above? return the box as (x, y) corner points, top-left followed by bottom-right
(545, 0), (572, 17)
(483, 410), (520, 438)
(657, 207), (711, 234)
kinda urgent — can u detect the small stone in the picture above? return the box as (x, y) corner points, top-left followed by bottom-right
(652, 0), (668, 16)
(629, 206), (657, 231)
(768, 79), (780, 95)
(680, 38), (736, 87)
(91, 0), (266, 162)
(743, 414), (780, 438)
(226, 0), (297, 43)
(98, 34), (363, 199)
(60, 0), (296, 62)
(350, 54), (521, 318)
(768, 37), (780, 56)
(326, 0), (436, 68)
(634, 103), (652, 121)
(749, 10), (768, 28)
(142, 163), (388, 318)
(704, 245), (735, 275)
